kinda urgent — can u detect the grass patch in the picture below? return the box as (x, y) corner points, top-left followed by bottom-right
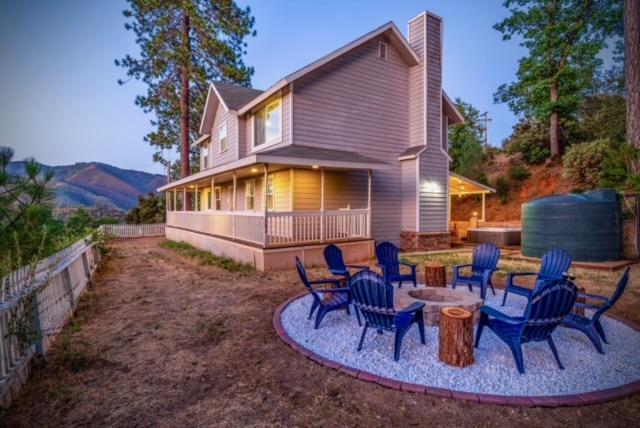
(196, 318), (227, 345)
(160, 240), (253, 273)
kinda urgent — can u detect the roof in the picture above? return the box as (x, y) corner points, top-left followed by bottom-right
(450, 172), (495, 195)
(213, 82), (263, 111)
(237, 22), (420, 115)
(259, 145), (386, 165)
(443, 91), (465, 124)
(158, 146), (387, 192)
(398, 145), (427, 160)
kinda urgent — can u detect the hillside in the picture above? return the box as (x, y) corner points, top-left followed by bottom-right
(451, 156), (575, 222)
(8, 161), (166, 212)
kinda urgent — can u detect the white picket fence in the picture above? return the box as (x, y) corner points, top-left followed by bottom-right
(0, 223), (166, 408)
(98, 223), (165, 238)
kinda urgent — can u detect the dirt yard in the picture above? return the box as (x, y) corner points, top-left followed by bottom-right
(2, 237), (639, 427)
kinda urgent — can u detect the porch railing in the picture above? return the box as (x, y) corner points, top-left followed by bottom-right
(166, 209), (370, 247)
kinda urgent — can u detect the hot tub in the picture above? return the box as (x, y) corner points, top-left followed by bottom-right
(467, 227), (521, 247)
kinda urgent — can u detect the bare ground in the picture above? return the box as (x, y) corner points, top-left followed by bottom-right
(2, 237), (639, 427)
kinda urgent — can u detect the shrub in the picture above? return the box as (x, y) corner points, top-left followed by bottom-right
(507, 164), (531, 182)
(562, 139), (608, 189)
(495, 176), (510, 204)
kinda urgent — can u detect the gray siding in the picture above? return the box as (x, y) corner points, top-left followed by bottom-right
(292, 37), (410, 243)
(418, 14), (449, 233)
(400, 159), (417, 231)
(408, 16), (425, 148)
(207, 102), (238, 168)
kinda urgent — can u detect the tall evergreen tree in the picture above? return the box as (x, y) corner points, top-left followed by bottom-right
(494, 0), (622, 158)
(625, 0), (640, 172)
(116, 0), (256, 178)
(448, 98), (486, 182)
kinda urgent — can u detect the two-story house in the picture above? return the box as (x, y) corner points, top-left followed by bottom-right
(158, 11), (493, 271)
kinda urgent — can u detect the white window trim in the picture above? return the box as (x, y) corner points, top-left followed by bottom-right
(250, 97), (283, 153)
(245, 179), (256, 210)
(219, 121), (228, 154)
(202, 143), (209, 169)
(213, 186), (222, 211)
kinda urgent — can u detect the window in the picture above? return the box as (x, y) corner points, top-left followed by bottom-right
(219, 122), (228, 153)
(266, 175), (275, 210)
(378, 41), (387, 60)
(245, 180), (255, 210)
(253, 98), (281, 147)
(227, 185), (234, 210)
(214, 187), (222, 210)
(202, 143), (209, 168)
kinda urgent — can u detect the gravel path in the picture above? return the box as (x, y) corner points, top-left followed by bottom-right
(281, 286), (640, 396)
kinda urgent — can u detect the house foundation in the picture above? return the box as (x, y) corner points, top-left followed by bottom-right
(400, 231), (451, 252)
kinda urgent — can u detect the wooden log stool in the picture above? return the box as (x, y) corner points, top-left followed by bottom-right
(424, 261), (446, 288)
(439, 307), (475, 368)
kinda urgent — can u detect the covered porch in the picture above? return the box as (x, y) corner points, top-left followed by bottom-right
(159, 147), (385, 250)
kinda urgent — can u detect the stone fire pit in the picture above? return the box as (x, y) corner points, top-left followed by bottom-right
(395, 287), (483, 326)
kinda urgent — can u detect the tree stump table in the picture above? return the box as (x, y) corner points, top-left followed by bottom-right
(424, 262), (446, 288)
(438, 307), (475, 368)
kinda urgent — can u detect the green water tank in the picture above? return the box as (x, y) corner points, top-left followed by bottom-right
(521, 189), (623, 262)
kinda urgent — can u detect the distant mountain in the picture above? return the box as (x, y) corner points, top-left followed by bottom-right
(8, 161), (166, 212)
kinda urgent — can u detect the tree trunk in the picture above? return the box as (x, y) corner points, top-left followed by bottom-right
(438, 307), (474, 368)
(423, 262), (446, 288)
(549, 80), (560, 158)
(626, 0), (640, 173)
(180, 11), (191, 178)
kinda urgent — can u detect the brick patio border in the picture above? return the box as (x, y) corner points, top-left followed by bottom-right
(273, 293), (640, 407)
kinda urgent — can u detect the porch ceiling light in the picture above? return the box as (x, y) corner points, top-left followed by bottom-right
(312, 165), (319, 169)
(250, 167), (259, 173)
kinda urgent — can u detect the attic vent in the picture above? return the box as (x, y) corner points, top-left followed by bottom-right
(377, 41), (387, 60)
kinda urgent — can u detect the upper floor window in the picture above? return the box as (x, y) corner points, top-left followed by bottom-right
(245, 179), (255, 210)
(254, 98), (281, 147)
(219, 122), (228, 153)
(378, 41), (387, 60)
(202, 143), (209, 168)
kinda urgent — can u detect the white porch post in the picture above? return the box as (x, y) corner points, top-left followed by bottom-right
(263, 164), (269, 246)
(195, 185), (199, 211)
(481, 192), (486, 222)
(182, 188), (187, 211)
(320, 167), (325, 243)
(232, 171), (237, 239)
(367, 169), (372, 237)
(165, 191), (169, 212)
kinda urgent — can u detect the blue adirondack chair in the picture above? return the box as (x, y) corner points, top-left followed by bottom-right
(562, 267), (630, 354)
(375, 241), (417, 288)
(451, 243), (500, 299)
(323, 244), (369, 282)
(475, 278), (577, 374)
(501, 248), (572, 306)
(295, 257), (360, 329)
(350, 270), (426, 361)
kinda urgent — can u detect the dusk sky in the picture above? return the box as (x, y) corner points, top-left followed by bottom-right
(2, 0), (530, 174)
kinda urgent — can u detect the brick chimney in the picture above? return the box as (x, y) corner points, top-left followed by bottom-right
(407, 11), (443, 149)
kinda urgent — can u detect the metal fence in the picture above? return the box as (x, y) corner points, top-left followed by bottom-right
(0, 223), (167, 408)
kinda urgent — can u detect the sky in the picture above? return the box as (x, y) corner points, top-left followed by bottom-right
(1, 0), (526, 175)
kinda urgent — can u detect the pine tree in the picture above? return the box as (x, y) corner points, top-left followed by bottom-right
(625, 0), (640, 172)
(116, 0), (256, 178)
(494, 0), (622, 158)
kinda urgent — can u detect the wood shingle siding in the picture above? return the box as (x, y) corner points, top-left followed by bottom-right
(292, 37), (410, 243)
